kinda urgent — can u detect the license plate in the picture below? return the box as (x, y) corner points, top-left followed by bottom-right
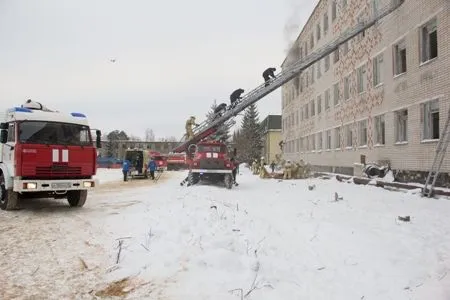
(51, 182), (71, 189)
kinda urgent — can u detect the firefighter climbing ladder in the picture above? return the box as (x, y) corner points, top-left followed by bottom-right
(173, 0), (405, 154)
(422, 106), (450, 197)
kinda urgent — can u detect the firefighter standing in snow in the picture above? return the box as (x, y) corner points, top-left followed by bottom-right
(185, 116), (199, 140)
(283, 160), (293, 180)
(262, 67), (276, 87)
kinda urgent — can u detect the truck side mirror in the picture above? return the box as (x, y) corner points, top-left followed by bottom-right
(96, 130), (102, 148)
(0, 130), (7, 144)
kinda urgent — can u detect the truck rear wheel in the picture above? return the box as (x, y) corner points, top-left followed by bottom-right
(67, 190), (87, 207)
(0, 174), (20, 210)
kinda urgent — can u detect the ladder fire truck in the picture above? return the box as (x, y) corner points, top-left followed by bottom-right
(171, 0), (406, 188)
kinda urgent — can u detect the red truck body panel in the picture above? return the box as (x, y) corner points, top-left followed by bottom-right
(15, 143), (97, 178)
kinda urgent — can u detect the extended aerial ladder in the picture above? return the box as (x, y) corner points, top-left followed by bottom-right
(422, 107), (450, 197)
(172, 0), (405, 154)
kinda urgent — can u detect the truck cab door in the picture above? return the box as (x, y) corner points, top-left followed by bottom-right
(0, 122), (15, 164)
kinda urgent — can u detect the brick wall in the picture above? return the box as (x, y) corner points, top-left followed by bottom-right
(281, 0), (450, 184)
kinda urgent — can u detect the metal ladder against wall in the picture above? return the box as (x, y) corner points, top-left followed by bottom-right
(172, 0), (405, 153)
(422, 106), (450, 197)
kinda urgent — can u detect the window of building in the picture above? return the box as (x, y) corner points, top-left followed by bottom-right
(342, 0), (347, 9)
(304, 42), (308, 56)
(317, 23), (321, 41)
(420, 18), (438, 63)
(421, 99), (440, 140)
(326, 130), (332, 149)
(311, 134), (316, 151)
(295, 110), (299, 126)
(325, 89), (331, 110)
(334, 127), (341, 149)
(305, 103), (309, 119)
(344, 75), (350, 100)
(357, 64), (367, 93)
(393, 39), (407, 75)
(372, 0), (380, 16)
(374, 114), (385, 145)
(310, 34), (314, 50)
(317, 60), (322, 78)
(333, 83), (340, 106)
(358, 120), (368, 146)
(311, 66), (315, 84)
(324, 12), (329, 34)
(325, 54), (330, 72)
(341, 41), (349, 56)
(357, 13), (366, 41)
(311, 99), (316, 116)
(317, 132), (323, 150)
(345, 124), (353, 147)
(395, 109), (408, 142)
(300, 76), (304, 93)
(332, 1), (337, 21)
(334, 48), (340, 63)
(317, 95), (322, 114)
(306, 136), (310, 151)
(373, 53), (384, 86)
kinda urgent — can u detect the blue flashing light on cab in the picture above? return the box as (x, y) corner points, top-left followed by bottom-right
(71, 112), (87, 118)
(9, 107), (33, 113)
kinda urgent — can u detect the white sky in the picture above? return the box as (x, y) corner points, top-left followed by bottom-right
(0, 0), (317, 140)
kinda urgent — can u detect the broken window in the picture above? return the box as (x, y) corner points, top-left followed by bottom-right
(357, 64), (367, 93)
(395, 109), (408, 142)
(358, 120), (368, 146)
(421, 99), (440, 140)
(344, 75), (350, 100)
(374, 114), (385, 145)
(334, 127), (341, 148)
(333, 83), (340, 105)
(332, 1), (337, 21)
(420, 17), (438, 63)
(393, 40), (407, 75)
(317, 95), (322, 114)
(373, 53), (384, 86)
(345, 124), (353, 147)
(334, 48), (340, 63)
(317, 23), (321, 41)
(325, 54), (330, 71)
(317, 132), (323, 150)
(326, 130), (332, 149)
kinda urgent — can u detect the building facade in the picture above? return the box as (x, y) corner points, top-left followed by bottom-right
(261, 115), (282, 163)
(281, 0), (449, 185)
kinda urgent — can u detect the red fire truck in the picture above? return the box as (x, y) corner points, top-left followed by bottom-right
(0, 102), (101, 210)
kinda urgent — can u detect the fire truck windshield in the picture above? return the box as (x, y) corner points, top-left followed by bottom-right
(197, 145), (225, 153)
(18, 121), (92, 146)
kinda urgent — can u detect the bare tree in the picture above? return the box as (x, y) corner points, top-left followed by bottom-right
(145, 128), (155, 142)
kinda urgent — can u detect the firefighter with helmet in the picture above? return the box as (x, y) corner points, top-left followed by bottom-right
(185, 116), (199, 140)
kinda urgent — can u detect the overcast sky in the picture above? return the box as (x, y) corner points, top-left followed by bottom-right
(0, 0), (317, 140)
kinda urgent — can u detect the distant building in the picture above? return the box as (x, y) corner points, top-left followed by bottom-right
(281, 0), (449, 186)
(98, 140), (181, 159)
(260, 115), (282, 163)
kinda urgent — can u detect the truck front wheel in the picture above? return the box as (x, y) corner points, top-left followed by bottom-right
(67, 190), (87, 207)
(0, 174), (20, 210)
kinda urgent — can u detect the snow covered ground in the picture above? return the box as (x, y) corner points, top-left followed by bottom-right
(1, 166), (450, 299)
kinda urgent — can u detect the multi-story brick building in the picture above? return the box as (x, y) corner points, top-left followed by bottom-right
(281, 0), (449, 185)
